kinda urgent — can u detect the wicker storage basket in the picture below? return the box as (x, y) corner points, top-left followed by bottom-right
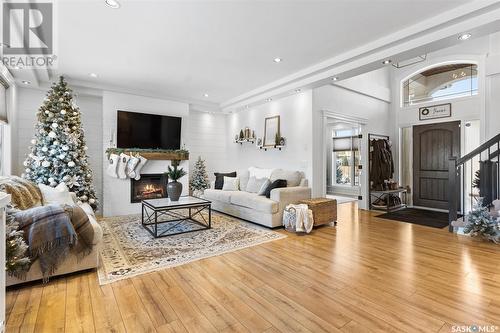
(298, 198), (337, 226)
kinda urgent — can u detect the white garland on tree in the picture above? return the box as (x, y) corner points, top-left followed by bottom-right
(22, 76), (99, 210)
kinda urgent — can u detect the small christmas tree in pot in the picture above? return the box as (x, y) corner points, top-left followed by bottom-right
(463, 198), (500, 243)
(22, 76), (99, 210)
(165, 161), (187, 201)
(190, 156), (209, 197)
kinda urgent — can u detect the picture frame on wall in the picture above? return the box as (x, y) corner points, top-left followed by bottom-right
(419, 103), (452, 120)
(264, 115), (280, 147)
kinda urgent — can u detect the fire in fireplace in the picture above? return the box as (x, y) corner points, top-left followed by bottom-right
(130, 174), (168, 203)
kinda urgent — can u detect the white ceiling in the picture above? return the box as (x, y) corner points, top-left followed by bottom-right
(48, 0), (472, 105)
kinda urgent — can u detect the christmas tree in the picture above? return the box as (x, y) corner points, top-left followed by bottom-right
(463, 198), (500, 243)
(22, 76), (99, 210)
(5, 215), (30, 277)
(190, 156), (209, 196)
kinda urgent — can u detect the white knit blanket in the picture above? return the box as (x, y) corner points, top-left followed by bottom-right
(285, 204), (314, 233)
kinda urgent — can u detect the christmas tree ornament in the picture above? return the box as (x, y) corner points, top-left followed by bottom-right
(22, 76), (99, 210)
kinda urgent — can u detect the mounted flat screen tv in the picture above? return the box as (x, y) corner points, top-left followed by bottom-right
(117, 111), (182, 149)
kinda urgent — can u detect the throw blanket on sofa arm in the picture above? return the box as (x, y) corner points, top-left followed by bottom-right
(13, 204), (93, 281)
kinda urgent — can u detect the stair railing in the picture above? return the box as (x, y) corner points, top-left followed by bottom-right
(448, 133), (500, 232)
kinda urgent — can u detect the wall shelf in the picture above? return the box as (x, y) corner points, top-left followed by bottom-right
(259, 145), (285, 151)
(235, 138), (256, 145)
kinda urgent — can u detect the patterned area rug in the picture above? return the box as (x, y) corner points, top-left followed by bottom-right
(97, 211), (286, 285)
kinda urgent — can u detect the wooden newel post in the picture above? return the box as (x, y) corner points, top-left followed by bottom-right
(448, 157), (458, 232)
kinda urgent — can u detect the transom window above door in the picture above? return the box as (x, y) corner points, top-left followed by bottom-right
(402, 63), (478, 106)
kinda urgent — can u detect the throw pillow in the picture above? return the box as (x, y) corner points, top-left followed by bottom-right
(258, 179), (271, 196)
(248, 166), (275, 179)
(222, 176), (240, 191)
(39, 183), (75, 206)
(263, 179), (288, 198)
(246, 176), (269, 194)
(214, 171), (236, 189)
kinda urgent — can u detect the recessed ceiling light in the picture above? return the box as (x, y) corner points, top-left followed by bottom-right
(273, 58), (282, 63)
(21, 80), (31, 85)
(89, 73), (98, 78)
(203, 93), (209, 97)
(382, 59), (392, 65)
(105, 0), (120, 9)
(295, 89), (301, 93)
(332, 77), (339, 81)
(458, 33), (472, 41)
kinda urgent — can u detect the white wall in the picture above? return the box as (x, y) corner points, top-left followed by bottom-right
(102, 91), (190, 216)
(312, 84), (392, 208)
(186, 110), (228, 181)
(225, 91), (313, 180)
(15, 87), (104, 208)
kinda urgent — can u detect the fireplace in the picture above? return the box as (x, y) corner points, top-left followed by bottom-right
(130, 174), (168, 203)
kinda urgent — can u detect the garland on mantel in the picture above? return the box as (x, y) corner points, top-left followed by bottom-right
(105, 148), (189, 159)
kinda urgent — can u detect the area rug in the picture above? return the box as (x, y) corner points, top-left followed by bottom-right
(376, 208), (449, 229)
(97, 212), (286, 285)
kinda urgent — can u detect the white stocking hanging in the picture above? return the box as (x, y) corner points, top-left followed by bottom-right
(134, 156), (148, 180)
(117, 153), (130, 179)
(126, 155), (140, 178)
(106, 154), (119, 178)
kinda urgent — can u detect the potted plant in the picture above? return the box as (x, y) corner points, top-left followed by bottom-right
(165, 162), (187, 201)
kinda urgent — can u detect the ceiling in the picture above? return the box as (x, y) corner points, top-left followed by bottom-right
(37, 0), (473, 105)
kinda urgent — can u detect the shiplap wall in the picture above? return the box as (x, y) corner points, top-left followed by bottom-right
(186, 110), (228, 181)
(16, 87), (103, 209)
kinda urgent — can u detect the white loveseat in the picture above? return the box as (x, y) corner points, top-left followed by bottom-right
(203, 168), (311, 228)
(6, 193), (103, 287)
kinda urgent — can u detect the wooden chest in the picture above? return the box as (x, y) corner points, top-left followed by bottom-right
(298, 198), (337, 226)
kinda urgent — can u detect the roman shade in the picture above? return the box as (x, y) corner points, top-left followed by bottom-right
(332, 135), (360, 151)
(0, 79), (8, 124)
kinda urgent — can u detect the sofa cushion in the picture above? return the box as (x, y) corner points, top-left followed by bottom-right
(246, 176), (269, 194)
(214, 172), (236, 190)
(237, 169), (250, 191)
(248, 167), (275, 179)
(263, 179), (287, 198)
(203, 189), (234, 203)
(270, 169), (302, 187)
(230, 191), (278, 214)
(222, 176), (240, 191)
(0, 176), (43, 210)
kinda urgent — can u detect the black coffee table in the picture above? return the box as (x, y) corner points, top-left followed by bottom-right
(141, 196), (211, 238)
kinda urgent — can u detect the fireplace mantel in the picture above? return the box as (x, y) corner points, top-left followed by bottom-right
(105, 148), (189, 161)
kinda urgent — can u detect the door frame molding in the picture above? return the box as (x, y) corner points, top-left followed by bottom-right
(321, 110), (368, 206)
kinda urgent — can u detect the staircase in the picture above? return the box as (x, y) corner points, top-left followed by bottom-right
(448, 133), (500, 232)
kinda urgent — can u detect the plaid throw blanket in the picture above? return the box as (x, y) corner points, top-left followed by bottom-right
(13, 204), (93, 281)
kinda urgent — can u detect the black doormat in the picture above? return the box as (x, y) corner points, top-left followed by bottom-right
(376, 208), (449, 229)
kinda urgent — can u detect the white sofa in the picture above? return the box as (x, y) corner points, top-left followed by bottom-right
(6, 193), (103, 287)
(203, 168), (311, 228)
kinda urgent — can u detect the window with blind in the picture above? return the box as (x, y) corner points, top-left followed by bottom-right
(332, 128), (360, 187)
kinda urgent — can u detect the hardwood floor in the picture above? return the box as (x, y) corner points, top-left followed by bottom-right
(5, 203), (500, 332)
